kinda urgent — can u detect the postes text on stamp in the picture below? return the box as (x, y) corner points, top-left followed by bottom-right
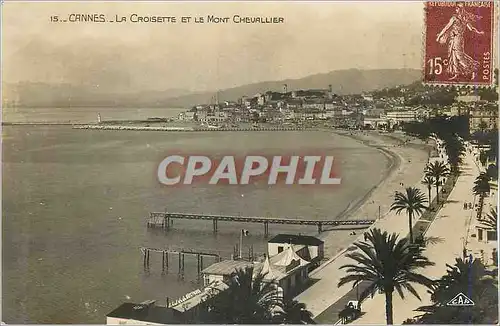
(424, 1), (494, 87)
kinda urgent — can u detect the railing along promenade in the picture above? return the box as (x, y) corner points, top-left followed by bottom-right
(147, 212), (376, 237)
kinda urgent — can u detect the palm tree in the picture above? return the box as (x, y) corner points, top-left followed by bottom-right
(273, 299), (315, 324)
(338, 228), (435, 325)
(414, 235), (444, 248)
(390, 187), (428, 243)
(412, 258), (498, 324)
(425, 161), (450, 204)
(421, 176), (434, 205)
(486, 129), (498, 163)
(442, 134), (465, 172)
(478, 120), (489, 134)
(204, 267), (282, 324)
(473, 172), (491, 220)
(479, 151), (488, 166)
(481, 207), (498, 231)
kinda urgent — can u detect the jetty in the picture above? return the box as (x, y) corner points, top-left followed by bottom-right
(3, 122), (83, 126)
(147, 212), (376, 236)
(73, 125), (316, 132)
(140, 246), (222, 278)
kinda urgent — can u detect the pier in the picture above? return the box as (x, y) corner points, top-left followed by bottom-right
(147, 212), (376, 237)
(140, 246), (222, 279)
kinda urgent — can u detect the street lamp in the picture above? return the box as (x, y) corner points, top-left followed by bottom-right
(239, 229), (249, 259)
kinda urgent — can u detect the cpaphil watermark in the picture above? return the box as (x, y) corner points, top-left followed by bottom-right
(157, 154), (342, 186)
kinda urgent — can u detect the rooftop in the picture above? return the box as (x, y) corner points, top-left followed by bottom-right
(254, 256), (287, 281)
(268, 234), (324, 246)
(201, 260), (254, 276)
(169, 281), (228, 312)
(270, 245), (310, 269)
(253, 246), (311, 280)
(106, 302), (183, 324)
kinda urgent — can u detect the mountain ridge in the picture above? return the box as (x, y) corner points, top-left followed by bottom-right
(3, 68), (421, 108)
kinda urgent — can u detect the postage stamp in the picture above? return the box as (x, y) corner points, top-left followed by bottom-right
(423, 1), (495, 87)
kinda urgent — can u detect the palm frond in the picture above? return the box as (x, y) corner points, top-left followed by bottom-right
(338, 228), (435, 324)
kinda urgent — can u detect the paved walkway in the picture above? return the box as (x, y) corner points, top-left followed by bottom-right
(296, 138), (443, 321)
(351, 151), (480, 324)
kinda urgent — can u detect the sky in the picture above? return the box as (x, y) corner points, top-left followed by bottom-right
(2, 1), (425, 93)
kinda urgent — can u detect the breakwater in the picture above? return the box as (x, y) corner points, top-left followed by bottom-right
(2, 122), (79, 126)
(73, 125), (317, 132)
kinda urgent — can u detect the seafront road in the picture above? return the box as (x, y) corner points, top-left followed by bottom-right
(296, 133), (439, 320)
(348, 150), (479, 324)
(297, 137), (481, 324)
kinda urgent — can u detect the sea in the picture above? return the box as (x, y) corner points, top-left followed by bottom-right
(2, 107), (390, 323)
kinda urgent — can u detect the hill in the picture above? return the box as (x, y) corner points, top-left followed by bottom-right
(4, 69), (421, 108)
(146, 68), (421, 107)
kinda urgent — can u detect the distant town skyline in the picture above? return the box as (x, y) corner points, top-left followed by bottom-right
(3, 1), (424, 94)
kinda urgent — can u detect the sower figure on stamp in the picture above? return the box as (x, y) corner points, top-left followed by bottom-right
(436, 3), (484, 81)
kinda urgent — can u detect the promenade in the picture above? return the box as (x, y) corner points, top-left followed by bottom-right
(296, 135), (441, 320)
(346, 150), (479, 324)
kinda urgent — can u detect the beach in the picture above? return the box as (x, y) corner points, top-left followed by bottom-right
(295, 131), (433, 318)
(315, 130), (431, 259)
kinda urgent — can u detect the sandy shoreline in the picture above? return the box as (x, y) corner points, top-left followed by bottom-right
(317, 130), (432, 258)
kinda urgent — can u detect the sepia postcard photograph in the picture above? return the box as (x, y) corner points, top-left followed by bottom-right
(1, 0), (499, 324)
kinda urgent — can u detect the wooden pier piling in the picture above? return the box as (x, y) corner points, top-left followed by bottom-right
(140, 247), (220, 279)
(213, 218), (218, 233)
(143, 249), (151, 270)
(162, 252), (169, 272)
(178, 253), (182, 274)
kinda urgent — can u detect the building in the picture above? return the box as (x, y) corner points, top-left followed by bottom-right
(106, 282), (230, 325)
(167, 281), (227, 318)
(363, 108), (385, 118)
(177, 111), (196, 121)
(201, 260), (254, 286)
(456, 95), (481, 103)
(302, 99), (324, 111)
(291, 89), (330, 99)
(255, 94), (265, 106)
(450, 105), (468, 117)
(267, 234), (324, 264)
(201, 246), (312, 299)
(363, 117), (389, 129)
(257, 247), (310, 298)
(362, 94), (374, 102)
(284, 99), (303, 110)
(199, 111), (228, 124)
(385, 110), (418, 124)
(332, 112), (364, 128)
(106, 301), (185, 325)
(469, 106), (498, 132)
(474, 220), (498, 243)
